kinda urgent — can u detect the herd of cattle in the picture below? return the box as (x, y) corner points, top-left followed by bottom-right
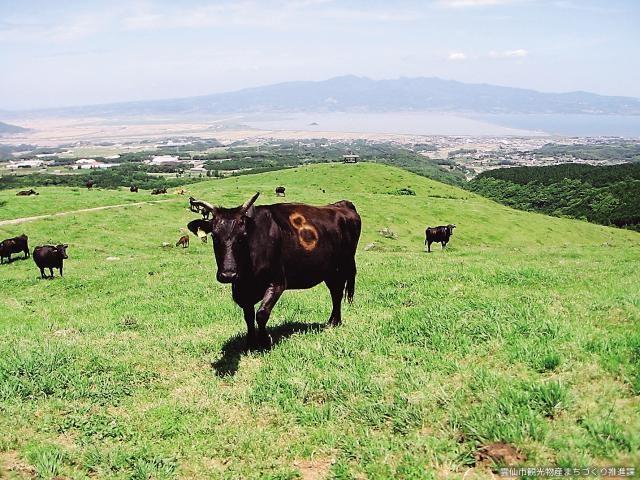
(0, 234), (68, 278)
(2, 183), (456, 347)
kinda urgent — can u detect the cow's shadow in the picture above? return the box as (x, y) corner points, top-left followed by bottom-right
(211, 321), (326, 377)
(0, 256), (29, 265)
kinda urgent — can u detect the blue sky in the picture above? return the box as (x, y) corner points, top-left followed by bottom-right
(1, 0), (638, 109)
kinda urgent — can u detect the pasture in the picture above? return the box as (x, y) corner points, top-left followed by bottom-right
(1, 163), (639, 479)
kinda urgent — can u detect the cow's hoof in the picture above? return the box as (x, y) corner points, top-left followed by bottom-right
(327, 318), (342, 327)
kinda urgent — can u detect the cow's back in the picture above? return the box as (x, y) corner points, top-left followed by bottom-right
(33, 246), (61, 268)
(264, 202), (361, 288)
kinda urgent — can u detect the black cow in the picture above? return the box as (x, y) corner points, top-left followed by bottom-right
(0, 234), (29, 264)
(86, 180), (95, 189)
(33, 244), (68, 278)
(275, 186), (286, 197)
(16, 189), (39, 196)
(425, 224), (456, 252)
(130, 185), (139, 192)
(187, 192), (361, 349)
(151, 187), (167, 195)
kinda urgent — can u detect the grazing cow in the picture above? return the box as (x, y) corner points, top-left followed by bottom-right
(0, 234), (29, 264)
(424, 224), (456, 253)
(275, 186), (286, 197)
(187, 192), (361, 349)
(86, 180), (95, 189)
(130, 185), (139, 192)
(16, 189), (39, 196)
(176, 235), (189, 248)
(33, 244), (68, 278)
(151, 187), (167, 195)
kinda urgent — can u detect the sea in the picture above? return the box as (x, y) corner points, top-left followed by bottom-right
(238, 112), (640, 137)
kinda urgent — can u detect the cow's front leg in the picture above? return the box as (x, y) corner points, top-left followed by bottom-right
(243, 306), (257, 349)
(255, 283), (284, 349)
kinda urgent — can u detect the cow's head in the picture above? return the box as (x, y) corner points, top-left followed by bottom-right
(187, 192), (260, 284)
(56, 244), (69, 259)
(447, 224), (456, 236)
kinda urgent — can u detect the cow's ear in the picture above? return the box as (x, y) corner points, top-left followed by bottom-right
(187, 219), (213, 236)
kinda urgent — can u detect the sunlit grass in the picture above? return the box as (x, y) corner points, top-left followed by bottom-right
(1, 163), (639, 478)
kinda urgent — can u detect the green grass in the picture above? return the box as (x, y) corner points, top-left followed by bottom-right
(0, 186), (175, 220)
(1, 163), (639, 478)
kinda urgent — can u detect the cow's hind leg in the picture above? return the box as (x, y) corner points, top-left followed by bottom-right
(326, 278), (345, 327)
(255, 283), (284, 349)
(49, 268), (54, 278)
(427, 241), (432, 253)
(39, 267), (45, 278)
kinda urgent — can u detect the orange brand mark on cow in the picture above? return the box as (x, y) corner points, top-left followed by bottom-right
(289, 212), (319, 251)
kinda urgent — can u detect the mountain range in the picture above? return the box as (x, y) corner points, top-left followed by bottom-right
(14, 76), (640, 116)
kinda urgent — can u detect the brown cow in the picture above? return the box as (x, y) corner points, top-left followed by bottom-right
(86, 180), (95, 189)
(0, 234), (29, 264)
(176, 235), (189, 248)
(187, 193), (361, 349)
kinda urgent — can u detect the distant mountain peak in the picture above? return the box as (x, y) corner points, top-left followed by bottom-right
(14, 76), (640, 116)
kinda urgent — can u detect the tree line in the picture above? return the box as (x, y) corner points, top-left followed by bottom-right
(467, 163), (640, 231)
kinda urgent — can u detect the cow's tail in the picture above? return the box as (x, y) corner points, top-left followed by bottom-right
(343, 257), (357, 304)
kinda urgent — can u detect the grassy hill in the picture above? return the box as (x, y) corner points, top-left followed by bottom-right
(1, 163), (639, 478)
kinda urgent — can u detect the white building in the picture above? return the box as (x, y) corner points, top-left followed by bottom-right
(147, 155), (180, 166)
(7, 159), (45, 169)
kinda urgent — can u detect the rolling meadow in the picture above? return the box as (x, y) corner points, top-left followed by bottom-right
(1, 163), (639, 479)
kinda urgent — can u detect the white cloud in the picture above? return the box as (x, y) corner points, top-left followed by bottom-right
(489, 48), (528, 58)
(448, 52), (467, 60)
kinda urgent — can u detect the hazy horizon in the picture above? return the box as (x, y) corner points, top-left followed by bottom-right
(2, 0), (639, 111)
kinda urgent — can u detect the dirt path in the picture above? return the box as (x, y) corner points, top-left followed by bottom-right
(0, 199), (177, 226)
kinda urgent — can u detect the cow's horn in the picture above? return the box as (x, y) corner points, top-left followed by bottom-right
(240, 192), (260, 214)
(191, 198), (216, 214)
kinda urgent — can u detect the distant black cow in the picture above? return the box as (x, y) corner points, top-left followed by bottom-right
(275, 186), (286, 197)
(16, 189), (39, 196)
(86, 180), (95, 189)
(130, 185), (138, 192)
(151, 187), (167, 195)
(33, 244), (68, 278)
(425, 224), (456, 253)
(0, 234), (29, 264)
(187, 193), (361, 349)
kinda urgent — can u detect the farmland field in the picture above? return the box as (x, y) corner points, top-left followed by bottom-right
(1, 163), (639, 479)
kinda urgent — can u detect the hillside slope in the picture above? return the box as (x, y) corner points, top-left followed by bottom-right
(0, 163), (638, 478)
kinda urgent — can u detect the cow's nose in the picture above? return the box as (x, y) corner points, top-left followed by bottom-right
(217, 271), (237, 283)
